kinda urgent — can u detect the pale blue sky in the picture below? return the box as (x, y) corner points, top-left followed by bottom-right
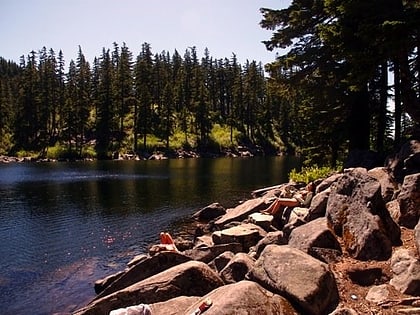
(1, 0), (290, 66)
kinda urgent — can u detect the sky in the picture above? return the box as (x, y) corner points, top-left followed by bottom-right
(1, 0), (291, 67)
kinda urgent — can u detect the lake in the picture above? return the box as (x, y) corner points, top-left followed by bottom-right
(0, 156), (300, 314)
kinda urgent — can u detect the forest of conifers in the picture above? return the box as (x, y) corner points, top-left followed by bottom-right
(0, 44), (268, 160)
(0, 0), (419, 165)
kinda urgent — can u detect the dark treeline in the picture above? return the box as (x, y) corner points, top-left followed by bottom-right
(260, 0), (420, 166)
(1, 0), (419, 166)
(0, 44), (269, 159)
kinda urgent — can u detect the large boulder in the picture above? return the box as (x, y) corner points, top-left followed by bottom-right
(95, 251), (191, 299)
(390, 249), (420, 296)
(367, 167), (397, 202)
(184, 243), (242, 263)
(282, 207), (309, 237)
(288, 217), (342, 262)
(397, 173), (420, 228)
(386, 139), (420, 183)
(248, 212), (273, 230)
(415, 219), (420, 257)
(73, 261), (224, 315)
(208, 251), (235, 272)
(184, 280), (299, 315)
(248, 245), (339, 315)
(315, 173), (341, 193)
(193, 202), (226, 222)
(219, 253), (255, 284)
(251, 230), (288, 258)
(150, 296), (200, 315)
(214, 198), (267, 227)
(326, 168), (401, 260)
(212, 223), (266, 252)
(304, 188), (330, 222)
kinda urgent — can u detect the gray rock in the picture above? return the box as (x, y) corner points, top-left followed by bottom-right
(288, 217), (342, 261)
(326, 168), (400, 260)
(219, 253), (255, 284)
(365, 284), (390, 304)
(415, 219), (420, 257)
(247, 245), (339, 315)
(387, 199), (401, 224)
(390, 249), (420, 296)
(208, 251), (235, 272)
(184, 280), (299, 315)
(386, 139), (420, 183)
(94, 271), (125, 294)
(193, 202), (226, 222)
(212, 223), (266, 252)
(305, 188), (330, 222)
(149, 296), (200, 315)
(214, 198), (267, 227)
(248, 212), (273, 231)
(282, 207), (308, 237)
(397, 173), (420, 228)
(252, 230), (288, 258)
(184, 243), (242, 263)
(329, 307), (359, 315)
(95, 251), (191, 299)
(126, 254), (148, 267)
(309, 247), (342, 264)
(315, 173), (341, 194)
(367, 167), (397, 202)
(74, 261), (224, 315)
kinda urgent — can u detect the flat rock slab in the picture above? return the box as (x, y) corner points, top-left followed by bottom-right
(212, 223), (267, 251)
(95, 251), (191, 299)
(248, 212), (273, 230)
(214, 198), (266, 227)
(74, 261), (224, 315)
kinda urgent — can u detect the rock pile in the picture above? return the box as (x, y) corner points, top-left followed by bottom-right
(74, 166), (420, 314)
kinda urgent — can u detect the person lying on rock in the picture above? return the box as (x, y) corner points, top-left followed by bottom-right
(149, 232), (179, 255)
(262, 182), (315, 215)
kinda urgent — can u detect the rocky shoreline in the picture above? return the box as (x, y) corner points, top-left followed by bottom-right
(73, 141), (420, 315)
(0, 145), (264, 164)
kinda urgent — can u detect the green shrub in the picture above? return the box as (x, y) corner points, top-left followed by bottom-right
(289, 165), (340, 183)
(210, 124), (240, 148)
(15, 150), (38, 158)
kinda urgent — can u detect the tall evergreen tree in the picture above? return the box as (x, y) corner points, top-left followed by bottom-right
(134, 42), (154, 150)
(96, 48), (113, 159)
(260, 0), (419, 164)
(14, 51), (40, 151)
(75, 46), (91, 155)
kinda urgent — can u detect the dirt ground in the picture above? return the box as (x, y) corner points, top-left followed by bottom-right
(331, 227), (420, 314)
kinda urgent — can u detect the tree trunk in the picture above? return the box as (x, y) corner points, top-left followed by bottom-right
(393, 58), (402, 147)
(376, 62), (388, 154)
(348, 86), (371, 151)
(399, 47), (420, 124)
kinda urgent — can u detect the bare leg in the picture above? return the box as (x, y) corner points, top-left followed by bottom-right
(164, 232), (175, 245)
(262, 198), (300, 215)
(160, 232), (168, 244)
(262, 199), (283, 215)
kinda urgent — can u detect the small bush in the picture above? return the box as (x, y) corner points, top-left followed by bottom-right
(289, 165), (340, 183)
(15, 150), (38, 158)
(210, 124), (240, 148)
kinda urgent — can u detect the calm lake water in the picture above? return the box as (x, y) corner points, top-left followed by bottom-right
(0, 156), (299, 314)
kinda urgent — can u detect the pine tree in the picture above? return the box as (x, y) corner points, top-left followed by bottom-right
(134, 42), (154, 151)
(96, 48), (113, 159)
(75, 46), (91, 155)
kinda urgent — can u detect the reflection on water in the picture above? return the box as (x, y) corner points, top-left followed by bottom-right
(0, 157), (300, 314)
